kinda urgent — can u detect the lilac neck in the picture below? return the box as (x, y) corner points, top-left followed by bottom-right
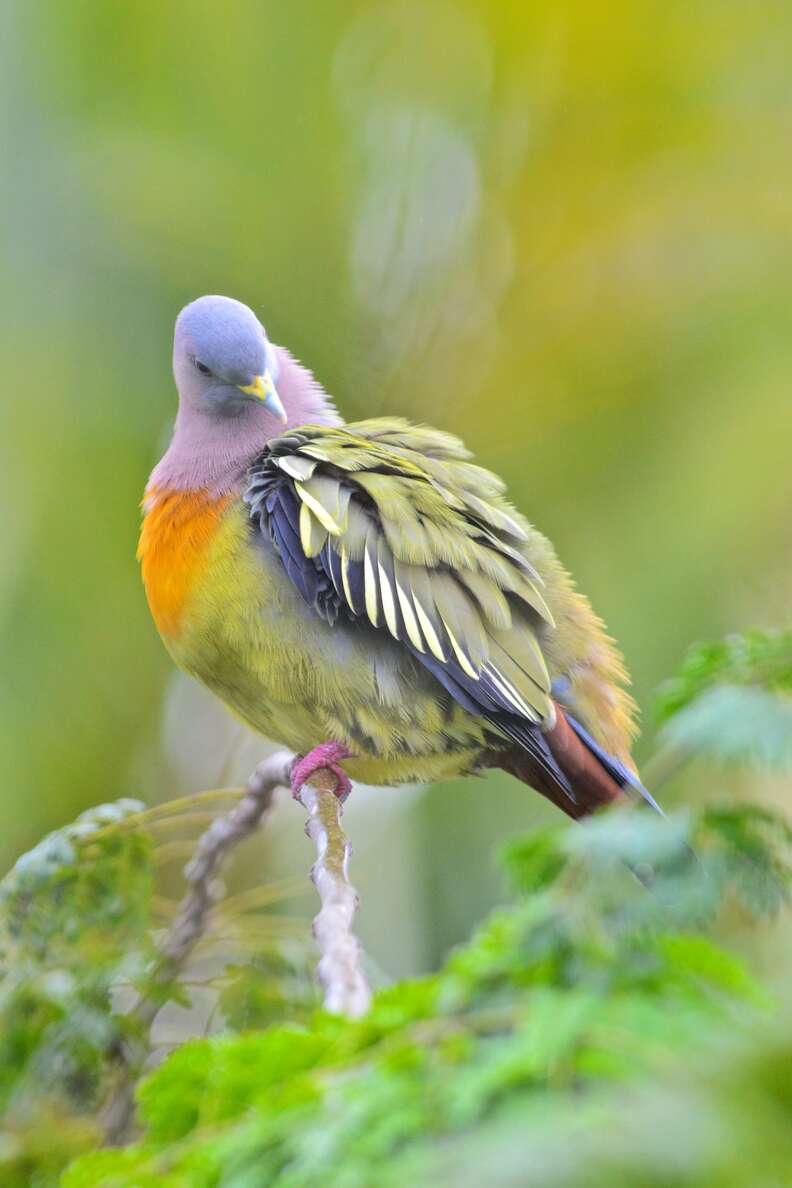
(148, 346), (341, 496)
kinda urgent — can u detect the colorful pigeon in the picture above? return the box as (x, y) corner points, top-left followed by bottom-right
(139, 295), (656, 817)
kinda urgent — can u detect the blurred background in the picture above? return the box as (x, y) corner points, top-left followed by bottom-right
(1, 0), (790, 978)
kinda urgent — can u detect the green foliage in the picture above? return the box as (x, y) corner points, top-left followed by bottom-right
(218, 944), (321, 1033)
(0, 799), (151, 968)
(0, 799), (154, 1103)
(0, 797), (316, 1186)
(0, 801), (153, 1185)
(653, 630), (792, 775)
(660, 627), (792, 717)
(421, 1014), (792, 1188)
(63, 797), (790, 1188)
(659, 685), (792, 771)
(656, 628), (792, 723)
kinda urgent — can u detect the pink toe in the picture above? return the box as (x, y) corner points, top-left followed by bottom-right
(328, 765), (353, 802)
(291, 742), (353, 801)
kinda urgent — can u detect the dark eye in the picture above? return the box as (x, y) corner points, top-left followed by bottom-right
(195, 360), (212, 376)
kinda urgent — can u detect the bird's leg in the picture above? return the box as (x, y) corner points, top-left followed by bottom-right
(291, 742), (354, 802)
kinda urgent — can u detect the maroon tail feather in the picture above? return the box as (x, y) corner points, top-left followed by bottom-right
(497, 704), (627, 820)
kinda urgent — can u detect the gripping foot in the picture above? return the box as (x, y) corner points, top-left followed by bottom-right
(291, 742), (353, 803)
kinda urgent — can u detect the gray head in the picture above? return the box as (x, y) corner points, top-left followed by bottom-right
(173, 295), (287, 422)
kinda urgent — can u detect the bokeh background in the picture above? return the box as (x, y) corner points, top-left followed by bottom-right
(2, 0), (791, 976)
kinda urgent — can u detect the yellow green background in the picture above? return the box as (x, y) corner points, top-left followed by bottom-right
(1, 0), (790, 973)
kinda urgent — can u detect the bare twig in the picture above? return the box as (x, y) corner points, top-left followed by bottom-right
(150, 751), (293, 989)
(102, 751), (292, 1146)
(295, 769), (372, 1018)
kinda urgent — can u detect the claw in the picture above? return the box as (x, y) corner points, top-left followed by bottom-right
(291, 742), (354, 802)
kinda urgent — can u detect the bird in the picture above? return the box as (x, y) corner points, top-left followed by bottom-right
(139, 294), (658, 819)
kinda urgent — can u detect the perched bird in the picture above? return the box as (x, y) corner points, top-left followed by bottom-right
(139, 294), (656, 818)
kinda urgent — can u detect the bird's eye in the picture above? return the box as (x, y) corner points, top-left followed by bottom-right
(195, 360), (212, 376)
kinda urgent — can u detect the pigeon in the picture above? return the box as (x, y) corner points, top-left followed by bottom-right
(139, 294), (657, 817)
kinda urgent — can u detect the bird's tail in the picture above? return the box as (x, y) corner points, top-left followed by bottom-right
(499, 702), (662, 821)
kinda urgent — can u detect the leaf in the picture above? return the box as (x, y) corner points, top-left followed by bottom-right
(658, 684), (792, 770)
(654, 934), (766, 1005)
(656, 629), (792, 723)
(501, 829), (567, 895)
(218, 944), (320, 1032)
(697, 805), (792, 918)
(137, 1029), (332, 1143)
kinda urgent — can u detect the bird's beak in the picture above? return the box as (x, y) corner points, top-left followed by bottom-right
(238, 370), (287, 423)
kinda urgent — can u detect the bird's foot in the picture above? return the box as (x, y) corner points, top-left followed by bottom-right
(291, 742), (354, 803)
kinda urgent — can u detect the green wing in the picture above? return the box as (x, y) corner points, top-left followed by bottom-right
(245, 418), (558, 733)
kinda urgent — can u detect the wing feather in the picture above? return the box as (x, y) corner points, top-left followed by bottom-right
(245, 421), (559, 740)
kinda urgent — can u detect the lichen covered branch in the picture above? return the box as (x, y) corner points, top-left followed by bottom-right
(295, 767), (372, 1018)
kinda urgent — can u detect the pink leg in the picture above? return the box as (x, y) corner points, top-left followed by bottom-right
(291, 742), (354, 802)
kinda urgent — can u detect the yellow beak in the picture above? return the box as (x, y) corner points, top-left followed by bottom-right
(238, 369), (287, 423)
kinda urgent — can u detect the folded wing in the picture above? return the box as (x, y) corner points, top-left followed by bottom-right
(244, 418), (584, 798)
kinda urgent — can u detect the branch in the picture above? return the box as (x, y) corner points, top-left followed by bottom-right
(102, 750), (293, 1145)
(295, 769), (372, 1018)
(151, 750), (293, 991)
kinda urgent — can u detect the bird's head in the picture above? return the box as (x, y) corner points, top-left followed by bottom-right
(173, 295), (287, 423)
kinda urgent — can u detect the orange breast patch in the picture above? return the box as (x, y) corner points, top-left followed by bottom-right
(138, 487), (232, 637)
